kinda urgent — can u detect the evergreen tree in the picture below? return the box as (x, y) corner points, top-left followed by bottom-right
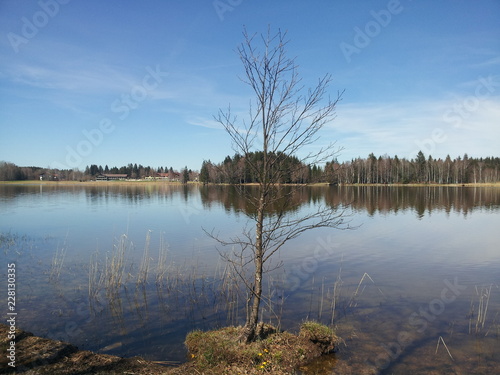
(182, 166), (189, 184)
(199, 160), (210, 184)
(416, 151), (426, 182)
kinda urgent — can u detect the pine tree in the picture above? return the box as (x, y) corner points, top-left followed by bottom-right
(199, 161), (210, 184)
(182, 166), (189, 184)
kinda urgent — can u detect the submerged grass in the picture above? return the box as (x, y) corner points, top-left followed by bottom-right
(105, 234), (128, 293)
(155, 232), (169, 285)
(469, 284), (495, 335)
(49, 241), (67, 281)
(88, 249), (106, 306)
(137, 230), (152, 285)
(27, 225), (500, 374)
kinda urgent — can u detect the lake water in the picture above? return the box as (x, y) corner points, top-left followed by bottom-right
(1, 183), (499, 374)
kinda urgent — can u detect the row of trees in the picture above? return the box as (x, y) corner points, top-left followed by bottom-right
(199, 152), (500, 185)
(0, 161), (196, 183)
(2, 153), (499, 184)
(199, 152), (313, 184)
(0, 162), (83, 181)
(84, 164), (195, 182)
(331, 152), (500, 184)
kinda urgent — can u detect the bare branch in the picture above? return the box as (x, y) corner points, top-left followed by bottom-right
(211, 27), (347, 342)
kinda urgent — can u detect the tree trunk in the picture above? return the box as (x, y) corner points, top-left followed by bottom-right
(242, 195), (265, 342)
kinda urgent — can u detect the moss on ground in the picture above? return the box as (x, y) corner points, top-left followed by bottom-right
(182, 322), (338, 375)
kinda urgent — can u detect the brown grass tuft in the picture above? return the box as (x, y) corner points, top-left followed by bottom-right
(184, 322), (338, 374)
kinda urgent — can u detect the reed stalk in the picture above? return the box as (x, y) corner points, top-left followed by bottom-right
(137, 230), (152, 285)
(435, 336), (454, 360)
(155, 233), (169, 285)
(49, 242), (66, 281)
(468, 297), (474, 334)
(474, 284), (492, 334)
(349, 272), (384, 307)
(88, 249), (105, 301)
(330, 261), (343, 326)
(484, 311), (499, 337)
(105, 234), (128, 292)
(318, 277), (325, 320)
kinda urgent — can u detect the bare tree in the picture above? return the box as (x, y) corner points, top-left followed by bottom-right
(212, 27), (347, 343)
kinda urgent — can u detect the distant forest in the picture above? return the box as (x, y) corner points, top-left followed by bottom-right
(200, 152), (500, 184)
(0, 162), (196, 182)
(1, 152), (500, 184)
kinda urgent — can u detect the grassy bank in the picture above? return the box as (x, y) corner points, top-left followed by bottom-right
(181, 322), (337, 375)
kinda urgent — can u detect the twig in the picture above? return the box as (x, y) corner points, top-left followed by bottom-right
(435, 336), (454, 361)
(349, 272), (384, 307)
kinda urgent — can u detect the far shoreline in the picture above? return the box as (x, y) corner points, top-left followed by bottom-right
(1, 180), (499, 188)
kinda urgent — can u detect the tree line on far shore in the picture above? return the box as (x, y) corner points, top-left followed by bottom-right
(199, 151), (500, 184)
(1, 152), (499, 184)
(0, 162), (196, 183)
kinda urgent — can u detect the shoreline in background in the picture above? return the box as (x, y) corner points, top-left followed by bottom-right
(1, 180), (500, 187)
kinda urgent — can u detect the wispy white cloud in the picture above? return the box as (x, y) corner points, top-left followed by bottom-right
(185, 116), (224, 130)
(6, 62), (140, 93)
(475, 55), (500, 67)
(329, 95), (500, 160)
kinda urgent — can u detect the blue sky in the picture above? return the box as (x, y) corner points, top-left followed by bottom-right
(1, 0), (499, 171)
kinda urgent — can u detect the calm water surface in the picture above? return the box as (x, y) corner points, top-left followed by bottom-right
(1, 183), (499, 374)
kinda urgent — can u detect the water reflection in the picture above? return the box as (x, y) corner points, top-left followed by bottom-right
(336, 186), (500, 218)
(1, 183), (499, 374)
(83, 184), (199, 207)
(199, 185), (500, 218)
(2, 184), (498, 218)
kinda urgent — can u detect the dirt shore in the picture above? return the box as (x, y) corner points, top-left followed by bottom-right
(0, 323), (344, 375)
(0, 324), (178, 374)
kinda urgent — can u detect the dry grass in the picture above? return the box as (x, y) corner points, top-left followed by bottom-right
(49, 241), (67, 281)
(469, 284), (494, 335)
(105, 234), (128, 294)
(184, 322), (338, 375)
(137, 230), (152, 285)
(88, 248), (106, 309)
(155, 233), (169, 285)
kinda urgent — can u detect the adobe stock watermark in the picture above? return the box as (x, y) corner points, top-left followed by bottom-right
(15, 294), (109, 372)
(340, 0), (403, 63)
(286, 235), (340, 291)
(7, 0), (71, 54)
(52, 65), (168, 170)
(367, 277), (466, 371)
(178, 202), (204, 225)
(213, 0), (243, 21)
(442, 75), (499, 130)
(408, 74), (499, 160)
